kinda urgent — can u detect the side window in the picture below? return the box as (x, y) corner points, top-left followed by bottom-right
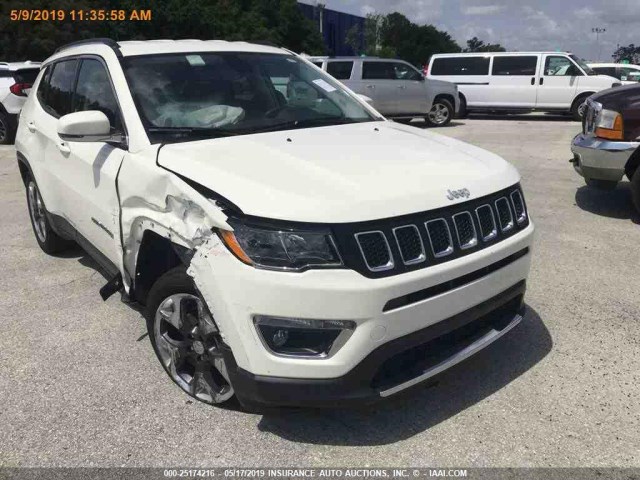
(430, 57), (490, 76)
(362, 62), (395, 80)
(592, 67), (617, 78)
(326, 61), (353, 80)
(312, 61), (323, 68)
(544, 56), (579, 76)
(392, 62), (422, 81)
(73, 59), (122, 131)
(618, 67), (640, 82)
(36, 65), (51, 107)
(46, 59), (78, 118)
(492, 56), (537, 76)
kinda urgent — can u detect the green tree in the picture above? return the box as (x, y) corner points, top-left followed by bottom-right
(463, 36), (506, 52)
(344, 24), (362, 56)
(613, 44), (640, 64)
(378, 12), (460, 67)
(0, 0), (324, 61)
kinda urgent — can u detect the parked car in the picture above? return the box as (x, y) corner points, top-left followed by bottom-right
(0, 61), (41, 144)
(588, 63), (640, 84)
(427, 52), (620, 120)
(309, 56), (460, 127)
(16, 39), (534, 410)
(571, 83), (640, 209)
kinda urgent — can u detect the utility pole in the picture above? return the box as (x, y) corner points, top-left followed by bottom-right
(316, 3), (325, 35)
(592, 27), (606, 61)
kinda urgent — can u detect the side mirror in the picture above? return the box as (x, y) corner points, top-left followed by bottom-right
(57, 111), (122, 143)
(356, 94), (374, 106)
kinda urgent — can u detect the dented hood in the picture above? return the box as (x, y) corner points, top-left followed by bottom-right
(158, 121), (520, 223)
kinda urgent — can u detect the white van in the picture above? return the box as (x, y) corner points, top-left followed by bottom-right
(427, 52), (620, 120)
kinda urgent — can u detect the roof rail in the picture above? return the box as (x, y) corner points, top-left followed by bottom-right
(54, 38), (121, 55)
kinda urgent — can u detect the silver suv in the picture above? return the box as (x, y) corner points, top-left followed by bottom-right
(309, 56), (459, 127)
(0, 61), (41, 144)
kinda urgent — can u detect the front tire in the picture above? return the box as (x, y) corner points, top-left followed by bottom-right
(426, 98), (453, 127)
(145, 267), (235, 406)
(25, 176), (73, 254)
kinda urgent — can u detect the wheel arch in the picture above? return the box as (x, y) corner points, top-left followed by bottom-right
(16, 151), (33, 186)
(572, 91), (594, 108)
(433, 93), (455, 107)
(133, 229), (193, 305)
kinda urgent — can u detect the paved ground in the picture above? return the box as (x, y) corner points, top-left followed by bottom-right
(1, 114), (638, 468)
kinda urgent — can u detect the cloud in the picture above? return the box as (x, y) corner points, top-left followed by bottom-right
(461, 5), (505, 15)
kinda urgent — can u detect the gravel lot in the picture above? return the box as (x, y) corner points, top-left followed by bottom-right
(1, 114), (638, 468)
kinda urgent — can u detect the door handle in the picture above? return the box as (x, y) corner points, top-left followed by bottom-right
(365, 84), (375, 89)
(57, 142), (71, 154)
(27, 121), (37, 133)
(539, 78), (544, 85)
(531, 77), (535, 85)
(397, 85), (406, 89)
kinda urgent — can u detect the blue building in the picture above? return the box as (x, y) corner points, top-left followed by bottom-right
(297, 2), (366, 56)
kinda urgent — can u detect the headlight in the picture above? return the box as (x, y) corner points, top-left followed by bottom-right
(219, 218), (343, 271)
(254, 315), (356, 357)
(595, 108), (624, 140)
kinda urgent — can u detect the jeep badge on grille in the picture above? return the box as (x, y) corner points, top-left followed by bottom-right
(446, 188), (471, 201)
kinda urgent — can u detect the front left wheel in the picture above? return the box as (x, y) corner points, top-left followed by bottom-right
(0, 112), (15, 145)
(145, 267), (235, 406)
(425, 98), (453, 127)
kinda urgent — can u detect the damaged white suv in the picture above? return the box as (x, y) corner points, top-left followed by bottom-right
(16, 39), (534, 410)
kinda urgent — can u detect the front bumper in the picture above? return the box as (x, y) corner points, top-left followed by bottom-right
(571, 133), (639, 182)
(224, 281), (526, 408)
(191, 219), (534, 405)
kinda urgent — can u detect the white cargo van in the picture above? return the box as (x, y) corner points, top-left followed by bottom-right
(427, 52), (620, 120)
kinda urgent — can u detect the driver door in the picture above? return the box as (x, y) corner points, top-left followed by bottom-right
(57, 57), (127, 267)
(536, 55), (580, 109)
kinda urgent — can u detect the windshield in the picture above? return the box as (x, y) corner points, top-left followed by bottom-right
(569, 55), (597, 76)
(122, 52), (378, 142)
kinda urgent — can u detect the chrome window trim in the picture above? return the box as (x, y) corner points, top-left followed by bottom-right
(495, 197), (514, 232)
(425, 218), (454, 258)
(452, 211), (478, 250)
(392, 225), (426, 265)
(475, 204), (497, 242)
(510, 190), (527, 224)
(354, 230), (395, 272)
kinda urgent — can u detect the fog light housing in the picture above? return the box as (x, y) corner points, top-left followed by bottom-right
(253, 315), (356, 358)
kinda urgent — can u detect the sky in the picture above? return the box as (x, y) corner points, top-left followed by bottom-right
(303, 0), (639, 61)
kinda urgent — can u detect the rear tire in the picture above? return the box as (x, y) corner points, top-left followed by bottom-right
(570, 95), (590, 122)
(25, 175), (73, 254)
(425, 98), (453, 127)
(456, 95), (468, 119)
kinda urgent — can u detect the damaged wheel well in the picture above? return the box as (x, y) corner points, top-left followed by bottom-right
(134, 230), (191, 305)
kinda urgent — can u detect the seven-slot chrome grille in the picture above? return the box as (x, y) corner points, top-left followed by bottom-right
(331, 184), (529, 278)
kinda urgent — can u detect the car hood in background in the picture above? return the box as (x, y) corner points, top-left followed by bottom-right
(158, 121), (520, 223)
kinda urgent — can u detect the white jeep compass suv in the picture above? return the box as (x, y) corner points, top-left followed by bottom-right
(16, 39), (534, 410)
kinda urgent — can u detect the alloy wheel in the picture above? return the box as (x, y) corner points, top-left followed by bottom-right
(27, 181), (47, 243)
(154, 293), (234, 404)
(577, 101), (587, 118)
(428, 103), (450, 125)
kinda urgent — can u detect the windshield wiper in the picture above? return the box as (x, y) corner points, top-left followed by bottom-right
(147, 127), (241, 138)
(251, 117), (369, 134)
